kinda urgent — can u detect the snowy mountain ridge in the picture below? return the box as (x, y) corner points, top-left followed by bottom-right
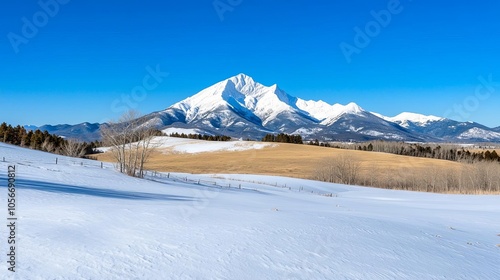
(26, 73), (500, 142)
(168, 73), (367, 126)
(141, 73), (419, 141)
(375, 112), (444, 128)
(458, 127), (500, 141)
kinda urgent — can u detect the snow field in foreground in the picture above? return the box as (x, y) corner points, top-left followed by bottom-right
(0, 142), (499, 279)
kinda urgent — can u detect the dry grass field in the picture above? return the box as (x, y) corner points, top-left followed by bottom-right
(95, 141), (462, 181)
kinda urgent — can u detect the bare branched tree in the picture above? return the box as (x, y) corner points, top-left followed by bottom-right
(101, 110), (159, 178)
(314, 154), (361, 185)
(62, 139), (86, 158)
(41, 138), (55, 153)
(313, 151), (500, 194)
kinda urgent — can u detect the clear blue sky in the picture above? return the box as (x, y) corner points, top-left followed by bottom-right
(1, 0), (499, 127)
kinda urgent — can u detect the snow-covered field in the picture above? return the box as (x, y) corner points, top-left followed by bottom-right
(100, 136), (275, 154)
(0, 142), (499, 279)
(153, 137), (274, 154)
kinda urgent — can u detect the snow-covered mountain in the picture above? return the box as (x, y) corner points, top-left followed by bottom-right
(28, 122), (104, 142)
(23, 125), (39, 131)
(457, 127), (500, 141)
(374, 112), (500, 142)
(33, 74), (500, 142)
(375, 112), (444, 128)
(140, 74), (420, 141)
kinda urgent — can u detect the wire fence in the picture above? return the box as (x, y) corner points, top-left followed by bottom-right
(1, 155), (338, 198)
(1, 155), (108, 169)
(143, 170), (338, 198)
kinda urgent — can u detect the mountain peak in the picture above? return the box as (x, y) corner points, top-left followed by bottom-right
(227, 73), (256, 91)
(391, 112), (443, 123)
(344, 102), (364, 114)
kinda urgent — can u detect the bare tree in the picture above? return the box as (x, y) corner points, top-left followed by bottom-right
(135, 127), (158, 177)
(61, 139), (86, 158)
(101, 110), (159, 178)
(41, 138), (55, 153)
(313, 151), (500, 194)
(314, 154), (361, 185)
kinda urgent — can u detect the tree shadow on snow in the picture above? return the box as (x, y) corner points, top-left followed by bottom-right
(0, 177), (194, 201)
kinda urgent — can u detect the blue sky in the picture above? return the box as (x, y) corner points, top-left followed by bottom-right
(1, 0), (499, 127)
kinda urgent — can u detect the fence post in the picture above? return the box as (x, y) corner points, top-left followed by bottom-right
(167, 173), (170, 178)
(101, 162), (103, 168)
(56, 158), (58, 164)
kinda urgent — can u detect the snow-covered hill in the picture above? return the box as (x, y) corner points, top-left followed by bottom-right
(150, 137), (275, 154)
(1, 143), (500, 279)
(458, 127), (500, 141)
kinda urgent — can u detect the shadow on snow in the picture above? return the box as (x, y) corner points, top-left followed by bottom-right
(0, 177), (194, 201)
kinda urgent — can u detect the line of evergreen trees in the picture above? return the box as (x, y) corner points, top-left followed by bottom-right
(262, 133), (303, 144)
(359, 142), (499, 163)
(168, 132), (231, 141)
(307, 139), (338, 148)
(0, 122), (101, 156)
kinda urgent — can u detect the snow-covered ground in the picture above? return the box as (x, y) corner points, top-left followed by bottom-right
(0, 142), (499, 279)
(161, 127), (208, 136)
(100, 136), (275, 154)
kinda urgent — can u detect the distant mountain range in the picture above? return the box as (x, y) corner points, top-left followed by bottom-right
(33, 123), (104, 142)
(25, 74), (500, 143)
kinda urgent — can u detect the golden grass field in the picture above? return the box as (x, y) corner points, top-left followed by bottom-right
(95, 141), (463, 180)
